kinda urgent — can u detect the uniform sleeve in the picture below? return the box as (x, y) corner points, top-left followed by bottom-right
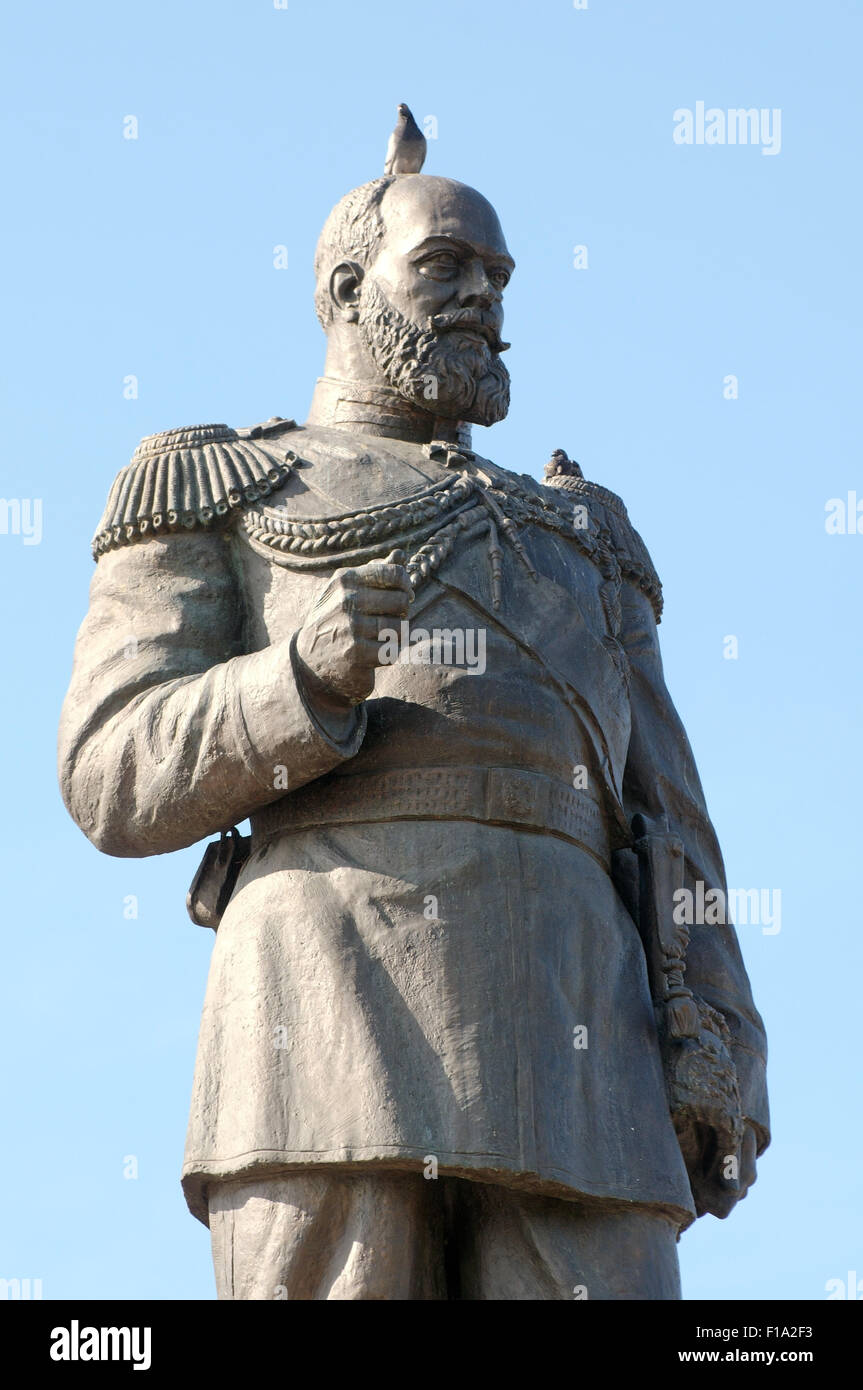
(58, 531), (365, 858)
(619, 578), (770, 1153)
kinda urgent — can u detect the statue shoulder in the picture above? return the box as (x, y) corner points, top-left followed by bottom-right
(91, 417), (300, 560)
(541, 449), (664, 622)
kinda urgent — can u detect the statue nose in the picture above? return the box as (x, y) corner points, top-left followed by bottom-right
(460, 291), (495, 317)
(459, 260), (496, 309)
(468, 286), (495, 309)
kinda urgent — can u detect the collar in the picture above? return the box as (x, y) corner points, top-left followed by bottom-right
(306, 376), (473, 450)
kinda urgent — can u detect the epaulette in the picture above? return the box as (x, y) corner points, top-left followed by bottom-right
(544, 450), (663, 621)
(91, 418), (300, 560)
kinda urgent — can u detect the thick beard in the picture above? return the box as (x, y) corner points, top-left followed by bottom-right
(358, 279), (510, 427)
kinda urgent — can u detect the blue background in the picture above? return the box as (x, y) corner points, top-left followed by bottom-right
(1, 0), (860, 1301)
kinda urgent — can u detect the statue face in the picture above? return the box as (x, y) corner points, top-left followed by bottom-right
(358, 177), (515, 426)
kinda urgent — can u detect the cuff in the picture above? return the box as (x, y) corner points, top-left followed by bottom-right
(227, 637), (366, 797)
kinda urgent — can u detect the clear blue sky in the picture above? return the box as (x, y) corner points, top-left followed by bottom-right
(1, 0), (860, 1301)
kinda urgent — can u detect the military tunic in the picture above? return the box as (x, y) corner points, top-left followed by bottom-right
(58, 419), (770, 1228)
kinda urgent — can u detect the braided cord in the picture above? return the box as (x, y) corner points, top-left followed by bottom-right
(240, 458), (627, 637)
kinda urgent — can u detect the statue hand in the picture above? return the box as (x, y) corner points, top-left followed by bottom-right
(295, 551), (413, 705)
(684, 1118), (759, 1219)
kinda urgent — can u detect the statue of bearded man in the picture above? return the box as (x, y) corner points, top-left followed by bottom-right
(59, 109), (769, 1300)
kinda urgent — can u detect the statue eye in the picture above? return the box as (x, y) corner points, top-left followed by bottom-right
(489, 268), (510, 290)
(418, 252), (460, 278)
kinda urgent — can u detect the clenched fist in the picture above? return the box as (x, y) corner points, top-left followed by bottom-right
(295, 550), (414, 705)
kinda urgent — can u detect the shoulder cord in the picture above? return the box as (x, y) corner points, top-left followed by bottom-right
(242, 451), (623, 627)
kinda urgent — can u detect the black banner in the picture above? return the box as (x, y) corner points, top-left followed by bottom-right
(2, 1299), (856, 1375)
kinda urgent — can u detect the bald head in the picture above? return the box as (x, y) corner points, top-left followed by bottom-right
(375, 176), (510, 269)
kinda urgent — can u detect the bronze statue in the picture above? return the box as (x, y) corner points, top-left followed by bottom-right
(59, 107), (768, 1300)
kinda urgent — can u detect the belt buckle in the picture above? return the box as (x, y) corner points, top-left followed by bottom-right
(485, 767), (542, 827)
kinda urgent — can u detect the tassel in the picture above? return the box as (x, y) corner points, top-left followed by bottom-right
(486, 519), (503, 609)
(665, 992), (700, 1040)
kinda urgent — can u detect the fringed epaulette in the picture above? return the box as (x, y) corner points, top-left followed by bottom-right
(92, 418), (300, 560)
(543, 450), (663, 622)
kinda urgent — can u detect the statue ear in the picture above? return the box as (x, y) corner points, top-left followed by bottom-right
(329, 261), (365, 322)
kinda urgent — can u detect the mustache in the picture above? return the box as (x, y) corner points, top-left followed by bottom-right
(428, 310), (510, 354)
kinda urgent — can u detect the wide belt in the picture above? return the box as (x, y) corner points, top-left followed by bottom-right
(251, 765), (613, 869)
